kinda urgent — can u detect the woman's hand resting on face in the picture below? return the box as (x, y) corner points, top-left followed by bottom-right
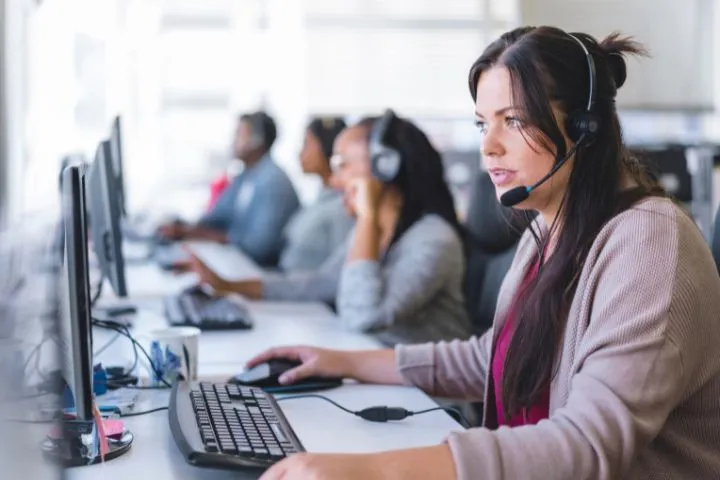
(344, 177), (384, 220)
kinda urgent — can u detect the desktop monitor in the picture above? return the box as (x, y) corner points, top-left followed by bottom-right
(110, 116), (127, 217)
(87, 140), (128, 297)
(60, 165), (94, 422)
(54, 165), (134, 466)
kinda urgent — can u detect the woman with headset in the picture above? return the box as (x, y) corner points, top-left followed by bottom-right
(248, 27), (720, 479)
(278, 117), (355, 272)
(189, 112), (472, 346)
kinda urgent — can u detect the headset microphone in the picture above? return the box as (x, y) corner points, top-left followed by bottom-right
(499, 138), (584, 207)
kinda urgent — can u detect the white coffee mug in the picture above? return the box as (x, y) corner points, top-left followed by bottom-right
(143, 326), (200, 385)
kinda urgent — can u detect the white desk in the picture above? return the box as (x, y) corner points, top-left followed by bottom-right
(66, 246), (463, 478)
(95, 301), (382, 375)
(66, 384), (462, 480)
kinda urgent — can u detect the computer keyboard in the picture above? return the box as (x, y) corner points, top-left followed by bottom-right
(164, 291), (253, 330)
(169, 381), (304, 471)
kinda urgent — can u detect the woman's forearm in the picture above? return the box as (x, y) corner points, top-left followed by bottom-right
(347, 216), (381, 262)
(347, 349), (404, 385)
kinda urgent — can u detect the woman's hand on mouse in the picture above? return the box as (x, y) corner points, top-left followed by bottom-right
(246, 346), (404, 386)
(245, 346), (352, 385)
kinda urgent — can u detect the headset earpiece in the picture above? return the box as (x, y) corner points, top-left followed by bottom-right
(565, 110), (599, 143)
(369, 109), (402, 183)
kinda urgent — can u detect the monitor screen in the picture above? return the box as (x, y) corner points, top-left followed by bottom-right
(60, 165), (94, 421)
(87, 140), (127, 297)
(110, 116), (127, 217)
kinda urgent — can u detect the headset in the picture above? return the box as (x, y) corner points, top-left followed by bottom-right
(369, 109), (403, 183)
(500, 32), (600, 207)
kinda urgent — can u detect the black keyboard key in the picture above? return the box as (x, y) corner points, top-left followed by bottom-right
(238, 445), (253, 455)
(220, 443), (237, 454)
(268, 448), (284, 459)
(253, 449), (269, 459)
(270, 424), (288, 443)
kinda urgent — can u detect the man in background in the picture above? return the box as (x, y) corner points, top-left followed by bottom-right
(158, 111), (300, 267)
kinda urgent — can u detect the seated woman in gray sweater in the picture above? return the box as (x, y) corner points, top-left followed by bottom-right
(278, 117), (354, 272)
(243, 28), (720, 480)
(189, 112), (472, 345)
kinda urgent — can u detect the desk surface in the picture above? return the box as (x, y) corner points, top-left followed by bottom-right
(71, 245), (462, 478)
(96, 301), (383, 375)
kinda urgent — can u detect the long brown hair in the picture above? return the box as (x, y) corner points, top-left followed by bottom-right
(468, 26), (663, 418)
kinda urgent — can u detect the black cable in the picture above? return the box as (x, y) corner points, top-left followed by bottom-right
(275, 394), (471, 429)
(93, 318), (170, 388)
(90, 274), (105, 307)
(92, 319), (139, 386)
(92, 319), (172, 388)
(107, 323), (139, 379)
(120, 406), (169, 417)
(274, 394), (357, 415)
(408, 406), (471, 428)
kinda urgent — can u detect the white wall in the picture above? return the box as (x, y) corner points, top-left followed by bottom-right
(1, 0), (30, 225)
(520, 0), (716, 112)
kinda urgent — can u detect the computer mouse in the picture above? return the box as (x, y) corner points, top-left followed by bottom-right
(227, 359), (342, 393)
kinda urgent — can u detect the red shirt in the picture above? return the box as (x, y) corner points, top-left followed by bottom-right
(490, 256), (550, 427)
(208, 174), (230, 211)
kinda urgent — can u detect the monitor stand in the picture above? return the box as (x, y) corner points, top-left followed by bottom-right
(41, 418), (133, 466)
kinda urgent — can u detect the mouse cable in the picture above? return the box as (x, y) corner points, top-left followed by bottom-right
(275, 394), (471, 429)
(92, 319), (172, 389)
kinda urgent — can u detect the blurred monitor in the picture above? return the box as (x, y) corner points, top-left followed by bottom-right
(60, 165), (94, 422)
(630, 145), (692, 203)
(110, 116), (127, 217)
(87, 140), (127, 297)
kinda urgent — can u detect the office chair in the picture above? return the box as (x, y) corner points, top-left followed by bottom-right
(463, 172), (526, 335)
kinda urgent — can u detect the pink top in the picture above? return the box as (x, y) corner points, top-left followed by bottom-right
(491, 256), (549, 427)
(207, 174), (230, 211)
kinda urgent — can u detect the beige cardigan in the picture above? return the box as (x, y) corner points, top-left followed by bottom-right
(397, 198), (720, 479)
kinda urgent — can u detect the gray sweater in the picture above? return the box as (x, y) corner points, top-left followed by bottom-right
(397, 198), (720, 479)
(263, 214), (472, 345)
(279, 189), (354, 272)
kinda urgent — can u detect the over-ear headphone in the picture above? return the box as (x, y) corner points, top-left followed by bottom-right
(564, 33), (599, 143)
(369, 109), (402, 183)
